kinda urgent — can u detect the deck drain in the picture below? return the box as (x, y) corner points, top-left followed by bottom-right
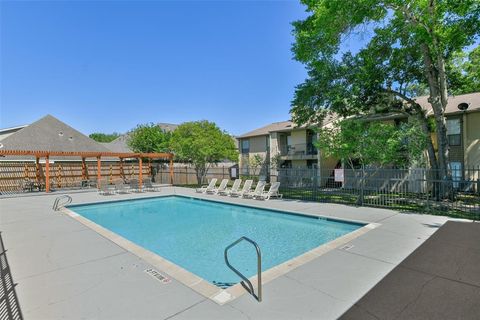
(340, 244), (355, 251)
(144, 268), (171, 284)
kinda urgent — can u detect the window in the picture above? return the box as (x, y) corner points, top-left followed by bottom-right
(449, 162), (462, 189)
(446, 119), (461, 146)
(241, 139), (250, 154)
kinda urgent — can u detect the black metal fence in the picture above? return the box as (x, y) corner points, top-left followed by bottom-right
(158, 165), (480, 220)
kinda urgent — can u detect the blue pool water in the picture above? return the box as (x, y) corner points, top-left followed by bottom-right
(70, 196), (362, 287)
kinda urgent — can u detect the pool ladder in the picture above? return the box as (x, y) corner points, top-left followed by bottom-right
(53, 195), (72, 211)
(224, 236), (262, 302)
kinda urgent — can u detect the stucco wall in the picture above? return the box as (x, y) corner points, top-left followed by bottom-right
(465, 112), (480, 174)
(238, 135), (269, 168)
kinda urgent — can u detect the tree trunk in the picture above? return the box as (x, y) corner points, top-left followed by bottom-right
(195, 166), (205, 186)
(419, 44), (450, 178)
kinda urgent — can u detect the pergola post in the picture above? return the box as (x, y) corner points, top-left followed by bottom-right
(169, 155), (174, 185)
(81, 157), (87, 180)
(138, 157), (143, 190)
(35, 157), (40, 185)
(97, 156), (101, 189)
(119, 158), (125, 181)
(45, 155), (50, 193)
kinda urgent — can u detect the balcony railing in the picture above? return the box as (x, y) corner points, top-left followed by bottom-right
(279, 143), (318, 157)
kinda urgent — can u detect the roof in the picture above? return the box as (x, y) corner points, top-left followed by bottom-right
(355, 92), (480, 122)
(101, 122), (178, 153)
(101, 135), (133, 153)
(0, 124), (28, 142)
(237, 121), (294, 138)
(0, 115), (111, 160)
(237, 113), (339, 139)
(157, 123), (178, 132)
(415, 92), (480, 115)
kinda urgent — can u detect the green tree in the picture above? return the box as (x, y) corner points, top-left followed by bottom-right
(170, 121), (238, 185)
(291, 0), (480, 186)
(448, 45), (480, 95)
(89, 132), (119, 143)
(127, 123), (172, 153)
(317, 119), (428, 170)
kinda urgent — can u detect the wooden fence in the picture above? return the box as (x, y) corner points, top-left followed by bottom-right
(155, 165), (232, 185)
(0, 161), (151, 193)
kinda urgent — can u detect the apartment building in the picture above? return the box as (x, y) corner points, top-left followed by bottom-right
(237, 92), (479, 184)
(237, 119), (339, 175)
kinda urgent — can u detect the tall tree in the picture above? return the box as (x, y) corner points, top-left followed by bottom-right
(170, 121), (238, 185)
(317, 119), (428, 169)
(291, 0), (480, 185)
(448, 45), (480, 95)
(127, 123), (172, 153)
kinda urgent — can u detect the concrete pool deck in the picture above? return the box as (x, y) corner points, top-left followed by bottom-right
(0, 187), (471, 319)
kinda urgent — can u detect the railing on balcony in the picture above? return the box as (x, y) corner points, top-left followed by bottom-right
(279, 143), (318, 157)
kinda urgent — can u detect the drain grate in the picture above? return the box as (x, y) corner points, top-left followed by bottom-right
(144, 268), (171, 284)
(339, 244), (355, 251)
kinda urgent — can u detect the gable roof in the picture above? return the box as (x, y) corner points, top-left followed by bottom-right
(0, 115), (111, 160)
(237, 113), (339, 139)
(101, 135), (133, 153)
(101, 123), (178, 153)
(0, 124), (28, 142)
(237, 121), (294, 138)
(416, 92), (480, 115)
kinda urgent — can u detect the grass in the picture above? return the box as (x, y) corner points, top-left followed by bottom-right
(173, 183), (479, 220)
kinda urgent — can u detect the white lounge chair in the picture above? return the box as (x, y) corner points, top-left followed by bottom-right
(219, 179), (241, 196)
(246, 180), (266, 198)
(114, 179), (130, 194)
(129, 179), (143, 192)
(208, 178), (228, 194)
(259, 182), (283, 200)
(230, 179), (253, 197)
(143, 178), (160, 192)
(98, 181), (116, 195)
(196, 178), (217, 193)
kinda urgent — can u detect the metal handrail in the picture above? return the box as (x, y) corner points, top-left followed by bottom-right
(53, 195), (72, 211)
(224, 236), (262, 302)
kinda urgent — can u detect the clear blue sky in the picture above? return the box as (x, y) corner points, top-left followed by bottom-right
(0, 1), (364, 136)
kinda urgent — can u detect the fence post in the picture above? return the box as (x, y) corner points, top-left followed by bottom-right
(359, 168), (365, 206)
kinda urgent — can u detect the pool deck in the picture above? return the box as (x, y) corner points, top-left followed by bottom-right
(340, 221), (480, 319)
(0, 187), (471, 319)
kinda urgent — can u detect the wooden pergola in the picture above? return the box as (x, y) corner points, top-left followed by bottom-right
(0, 149), (174, 192)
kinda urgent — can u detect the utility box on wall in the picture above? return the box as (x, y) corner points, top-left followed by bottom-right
(229, 164), (239, 179)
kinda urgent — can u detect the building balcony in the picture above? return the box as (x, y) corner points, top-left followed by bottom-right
(279, 143), (318, 160)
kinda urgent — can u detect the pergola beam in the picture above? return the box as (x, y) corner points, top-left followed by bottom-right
(0, 149), (174, 193)
(0, 149), (172, 159)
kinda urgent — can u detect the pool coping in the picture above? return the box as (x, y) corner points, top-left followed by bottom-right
(61, 192), (380, 305)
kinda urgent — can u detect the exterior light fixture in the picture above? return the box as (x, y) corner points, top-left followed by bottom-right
(457, 102), (469, 111)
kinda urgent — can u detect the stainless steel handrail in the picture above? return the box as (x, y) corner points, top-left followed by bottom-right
(224, 236), (262, 302)
(53, 195), (72, 211)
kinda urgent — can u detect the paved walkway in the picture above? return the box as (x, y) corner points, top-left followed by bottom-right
(340, 221), (480, 320)
(0, 187), (469, 319)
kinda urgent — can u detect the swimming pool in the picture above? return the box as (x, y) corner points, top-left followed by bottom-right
(70, 196), (364, 288)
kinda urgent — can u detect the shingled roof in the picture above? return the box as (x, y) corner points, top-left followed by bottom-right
(416, 92), (480, 115)
(0, 115), (111, 160)
(101, 123), (178, 153)
(237, 121), (294, 138)
(101, 135), (133, 153)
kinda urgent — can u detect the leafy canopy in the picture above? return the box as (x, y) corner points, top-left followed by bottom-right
(292, 0), (480, 122)
(89, 132), (119, 143)
(127, 123), (172, 153)
(170, 121), (238, 184)
(318, 119), (428, 168)
(448, 45), (480, 95)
